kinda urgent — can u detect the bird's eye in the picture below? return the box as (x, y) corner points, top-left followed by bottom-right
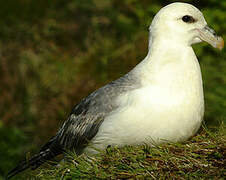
(182, 15), (195, 23)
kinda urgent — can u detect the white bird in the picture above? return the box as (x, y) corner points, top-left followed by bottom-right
(7, 2), (224, 179)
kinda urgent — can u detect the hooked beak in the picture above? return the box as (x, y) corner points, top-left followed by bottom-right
(197, 25), (224, 50)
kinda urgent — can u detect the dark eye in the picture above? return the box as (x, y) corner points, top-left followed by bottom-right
(182, 15), (195, 23)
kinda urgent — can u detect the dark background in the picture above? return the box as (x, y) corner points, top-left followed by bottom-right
(0, 0), (225, 177)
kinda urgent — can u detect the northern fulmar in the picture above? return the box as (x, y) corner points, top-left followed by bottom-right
(6, 2), (224, 179)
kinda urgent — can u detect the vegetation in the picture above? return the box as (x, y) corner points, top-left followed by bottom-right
(23, 124), (226, 179)
(0, 0), (225, 179)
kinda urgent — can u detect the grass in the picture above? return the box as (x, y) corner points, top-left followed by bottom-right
(14, 123), (226, 179)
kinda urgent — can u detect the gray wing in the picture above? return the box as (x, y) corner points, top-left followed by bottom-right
(56, 72), (140, 152)
(6, 72), (140, 179)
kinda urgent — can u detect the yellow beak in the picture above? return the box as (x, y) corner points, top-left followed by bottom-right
(198, 26), (224, 50)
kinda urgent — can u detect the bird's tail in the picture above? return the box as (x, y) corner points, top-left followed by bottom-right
(6, 139), (63, 179)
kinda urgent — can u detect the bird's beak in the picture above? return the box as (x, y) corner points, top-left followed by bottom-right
(197, 25), (224, 50)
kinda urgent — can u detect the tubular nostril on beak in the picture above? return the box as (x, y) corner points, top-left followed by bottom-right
(198, 25), (224, 50)
(204, 25), (217, 36)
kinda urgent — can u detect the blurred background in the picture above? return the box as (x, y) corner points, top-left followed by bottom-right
(0, 0), (225, 177)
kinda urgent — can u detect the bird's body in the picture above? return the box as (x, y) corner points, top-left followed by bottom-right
(6, 2), (223, 179)
(84, 44), (204, 154)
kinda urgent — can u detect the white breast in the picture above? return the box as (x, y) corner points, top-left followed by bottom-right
(84, 47), (204, 154)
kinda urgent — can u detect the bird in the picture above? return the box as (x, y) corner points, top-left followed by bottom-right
(6, 2), (224, 179)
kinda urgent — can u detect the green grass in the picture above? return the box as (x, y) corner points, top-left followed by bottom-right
(17, 123), (225, 179)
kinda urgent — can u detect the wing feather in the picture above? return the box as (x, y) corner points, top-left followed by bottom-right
(56, 73), (140, 152)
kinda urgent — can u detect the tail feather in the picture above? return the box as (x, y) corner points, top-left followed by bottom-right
(6, 140), (63, 179)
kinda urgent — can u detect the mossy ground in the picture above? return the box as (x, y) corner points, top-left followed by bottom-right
(14, 123), (225, 180)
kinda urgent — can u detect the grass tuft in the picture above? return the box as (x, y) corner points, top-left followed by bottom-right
(23, 123), (225, 179)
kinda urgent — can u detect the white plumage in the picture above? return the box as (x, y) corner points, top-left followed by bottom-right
(84, 2), (223, 153)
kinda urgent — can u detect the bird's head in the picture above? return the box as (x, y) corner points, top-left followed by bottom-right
(149, 2), (224, 50)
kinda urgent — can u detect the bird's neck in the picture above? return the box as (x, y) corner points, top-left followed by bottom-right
(133, 38), (203, 91)
(148, 35), (191, 59)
